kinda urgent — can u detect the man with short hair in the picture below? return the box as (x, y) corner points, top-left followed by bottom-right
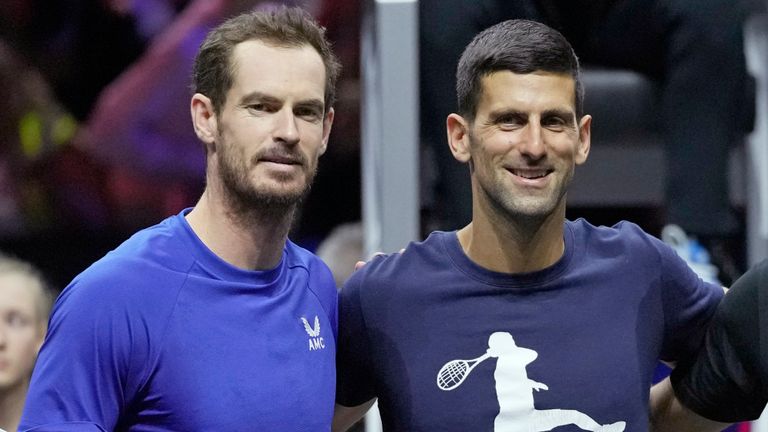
(20, 7), (340, 431)
(333, 19), (722, 432)
(0, 254), (52, 432)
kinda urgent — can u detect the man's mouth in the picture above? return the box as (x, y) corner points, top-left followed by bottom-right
(257, 150), (305, 166)
(509, 168), (552, 179)
(260, 156), (301, 165)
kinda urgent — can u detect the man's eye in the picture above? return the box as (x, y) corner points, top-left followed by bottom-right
(498, 116), (521, 125)
(296, 108), (322, 121)
(543, 117), (566, 128)
(249, 103), (266, 111)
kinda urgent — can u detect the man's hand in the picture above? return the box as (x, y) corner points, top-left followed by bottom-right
(354, 249), (406, 270)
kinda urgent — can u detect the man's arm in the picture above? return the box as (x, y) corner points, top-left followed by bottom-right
(649, 377), (730, 432)
(332, 400), (376, 432)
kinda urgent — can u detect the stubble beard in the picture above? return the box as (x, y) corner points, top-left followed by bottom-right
(216, 142), (317, 224)
(469, 133), (572, 226)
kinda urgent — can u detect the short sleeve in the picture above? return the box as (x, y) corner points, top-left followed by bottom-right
(657, 240), (724, 363)
(20, 268), (153, 431)
(671, 260), (768, 422)
(336, 268), (376, 407)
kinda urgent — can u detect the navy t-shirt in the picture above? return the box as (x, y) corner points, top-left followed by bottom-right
(337, 219), (722, 432)
(21, 209), (338, 431)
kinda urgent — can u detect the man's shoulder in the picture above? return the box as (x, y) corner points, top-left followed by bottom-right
(61, 217), (193, 308)
(568, 218), (664, 253)
(727, 259), (768, 301)
(286, 239), (332, 271)
(342, 231), (452, 292)
(568, 218), (650, 239)
(285, 241), (336, 283)
(719, 259), (768, 337)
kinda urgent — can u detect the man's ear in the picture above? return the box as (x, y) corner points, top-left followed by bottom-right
(447, 113), (472, 163)
(319, 107), (335, 156)
(191, 93), (217, 152)
(575, 114), (592, 165)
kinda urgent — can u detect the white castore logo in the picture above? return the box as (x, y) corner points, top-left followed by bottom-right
(301, 316), (325, 351)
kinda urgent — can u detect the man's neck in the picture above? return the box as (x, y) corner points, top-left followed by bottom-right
(185, 189), (294, 271)
(0, 381), (28, 432)
(457, 201), (566, 274)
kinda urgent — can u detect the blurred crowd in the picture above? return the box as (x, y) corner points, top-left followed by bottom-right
(0, 0), (362, 287)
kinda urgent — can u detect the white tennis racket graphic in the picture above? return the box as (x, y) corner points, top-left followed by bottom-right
(436, 352), (491, 391)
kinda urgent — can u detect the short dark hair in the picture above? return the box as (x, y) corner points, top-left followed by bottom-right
(192, 6), (341, 115)
(456, 19), (584, 120)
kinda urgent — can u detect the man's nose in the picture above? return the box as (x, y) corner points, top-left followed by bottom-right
(273, 108), (300, 145)
(518, 122), (546, 159)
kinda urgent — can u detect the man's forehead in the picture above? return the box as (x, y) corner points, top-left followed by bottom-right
(477, 70), (576, 110)
(479, 70), (576, 91)
(229, 40), (326, 100)
(230, 39), (325, 77)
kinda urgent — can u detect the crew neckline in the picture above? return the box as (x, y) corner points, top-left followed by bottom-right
(440, 222), (575, 289)
(175, 208), (286, 286)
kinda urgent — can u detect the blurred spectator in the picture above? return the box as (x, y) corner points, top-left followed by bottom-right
(0, 37), (125, 288)
(316, 221), (363, 288)
(0, 39), (79, 235)
(0, 253), (54, 432)
(0, 0), (170, 233)
(0, 0), (149, 121)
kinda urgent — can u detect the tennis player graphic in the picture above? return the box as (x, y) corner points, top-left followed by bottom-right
(437, 332), (626, 432)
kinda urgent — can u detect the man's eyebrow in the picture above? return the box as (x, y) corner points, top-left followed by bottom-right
(295, 98), (325, 112)
(240, 92), (325, 112)
(488, 109), (527, 121)
(240, 91), (281, 105)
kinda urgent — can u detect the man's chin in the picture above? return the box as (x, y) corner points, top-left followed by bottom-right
(258, 182), (310, 203)
(257, 192), (305, 208)
(237, 182), (311, 211)
(500, 198), (561, 220)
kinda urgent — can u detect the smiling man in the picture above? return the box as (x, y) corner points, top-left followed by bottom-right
(333, 20), (722, 432)
(20, 7), (341, 431)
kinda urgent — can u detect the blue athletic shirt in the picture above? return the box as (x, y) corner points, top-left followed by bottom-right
(336, 219), (722, 432)
(21, 208), (338, 431)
